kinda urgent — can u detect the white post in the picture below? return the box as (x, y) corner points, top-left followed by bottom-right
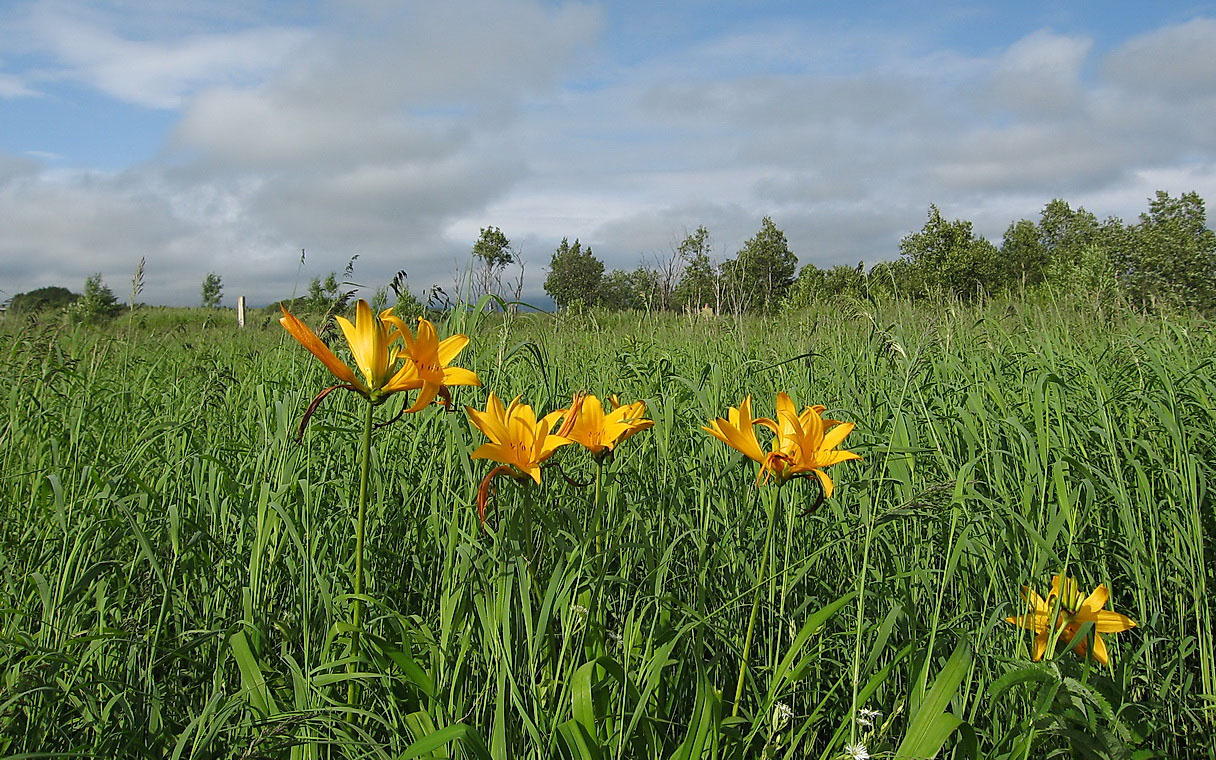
(237, 295), (246, 328)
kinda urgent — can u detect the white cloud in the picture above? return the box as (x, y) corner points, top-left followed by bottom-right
(22, 0), (310, 108)
(1103, 17), (1216, 96)
(1, 6), (1214, 307)
(984, 30), (1091, 118)
(0, 70), (39, 98)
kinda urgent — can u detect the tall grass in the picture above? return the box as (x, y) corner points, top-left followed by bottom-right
(1, 296), (1212, 758)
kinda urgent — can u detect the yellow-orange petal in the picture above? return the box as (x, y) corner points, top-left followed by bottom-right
(1093, 609), (1137, 633)
(1032, 628), (1050, 661)
(442, 366), (481, 387)
(1090, 632), (1110, 665)
(405, 382), (440, 413)
(279, 305), (364, 391)
(813, 468), (834, 499)
(820, 421), (855, 452)
(470, 442), (513, 463)
(437, 333), (470, 366)
(467, 404), (511, 445)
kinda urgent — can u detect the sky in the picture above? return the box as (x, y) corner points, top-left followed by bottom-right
(1, 0), (1215, 307)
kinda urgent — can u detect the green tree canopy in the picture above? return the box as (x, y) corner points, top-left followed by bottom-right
(201, 272), (223, 308)
(899, 205), (1000, 299)
(1118, 190), (1216, 310)
(999, 218), (1048, 288)
(8, 286), (80, 314)
(544, 238), (604, 309)
(721, 216), (797, 312)
(672, 226), (717, 312)
(471, 226), (514, 301)
(69, 274), (121, 323)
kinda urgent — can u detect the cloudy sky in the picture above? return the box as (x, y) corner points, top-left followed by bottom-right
(2, 0), (1215, 306)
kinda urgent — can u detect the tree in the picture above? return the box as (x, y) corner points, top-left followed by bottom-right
(1118, 190), (1216, 310)
(386, 269), (424, 319)
(305, 272), (352, 313)
(899, 205), (1000, 299)
(672, 226), (718, 312)
(69, 273), (120, 323)
(201, 272), (223, 308)
(600, 269), (643, 311)
(721, 217), (797, 312)
(8, 286), (79, 314)
(999, 219), (1048, 289)
(867, 259), (923, 300)
(471, 226), (514, 302)
(1038, 199), (1100, 256)
(544, 238), (604, 309)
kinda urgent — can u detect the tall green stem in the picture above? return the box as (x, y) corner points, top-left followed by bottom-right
(594, 460), (605, 555)
(732, 485), (782, 717)
(347, 399), (375, 706)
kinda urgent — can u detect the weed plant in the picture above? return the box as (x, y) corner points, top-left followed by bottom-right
(0, 295), (1212, 758)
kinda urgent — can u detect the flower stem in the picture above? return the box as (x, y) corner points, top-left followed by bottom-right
(732, 485), (782, 717)
(347, 399), (374, 706)
(594, 460), (604, 555)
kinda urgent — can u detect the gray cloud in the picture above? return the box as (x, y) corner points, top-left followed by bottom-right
(1103, 17), (1216, 97)
(1, 7), (1214, 308)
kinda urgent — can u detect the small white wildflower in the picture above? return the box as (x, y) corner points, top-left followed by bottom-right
(843, 743), (870, 760)
(856, 707), (882, 727)
(771, 701), (794, 730)
(570, 604), (588, 620)
(607, 630), (623, 645)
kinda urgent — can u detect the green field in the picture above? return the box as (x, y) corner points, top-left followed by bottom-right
(1, 297), (1213, 758)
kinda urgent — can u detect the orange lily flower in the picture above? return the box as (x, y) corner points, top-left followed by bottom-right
(397, 317), (482, 412)
(560, 394), (653, 461)
(703, 393), (860, 494)
(1005, 575), (1137, 665)
(279, 299), (478, 406)
(754, 392), (861, 496)
(466, 392), (574, 484)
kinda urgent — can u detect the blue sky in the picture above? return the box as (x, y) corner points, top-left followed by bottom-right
(1, 0), (1214, 306)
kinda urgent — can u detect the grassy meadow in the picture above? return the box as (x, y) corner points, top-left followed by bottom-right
(1, 296), (1213, 758)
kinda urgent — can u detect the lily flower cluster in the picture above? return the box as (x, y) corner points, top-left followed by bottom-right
(280, 300), (480, 410)
(1005, 574), (1136, 665)
(703, 392), (860, 496)
(465, 391), (654, 524)
(279, 299), (657, 527)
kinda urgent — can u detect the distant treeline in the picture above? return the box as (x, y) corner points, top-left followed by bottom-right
(537, 190), (1216, 314)
(7, 190), (1214, 321)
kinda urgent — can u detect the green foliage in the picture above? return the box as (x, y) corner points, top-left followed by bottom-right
(1041, 243), (1122, 306)
(544, 237), (604, 309)
(988, 659), (1154, 759)
(899, 205), (1001, 299)
(721, 216), (797, 312)
(786, 262), (867, 309)
(1, 298), (1206, 756)
(600, 268), (657, 311)
(672, 226), (718, 312)
(386, 269), (425, 320)
(200, 271), (223, 308)
(1116, 190), (1216, 310)
(7, 285), (79, 314)
(999, 219), (1048, 289)
(866, 258), (922, 300)
(472, 226), (514, 300)
(67, 273), (121, 323)
(303, 271), (354, 315)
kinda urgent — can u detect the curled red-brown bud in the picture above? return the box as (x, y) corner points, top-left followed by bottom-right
(476, 464), (515, 529)
(296, 384), (360, 442)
